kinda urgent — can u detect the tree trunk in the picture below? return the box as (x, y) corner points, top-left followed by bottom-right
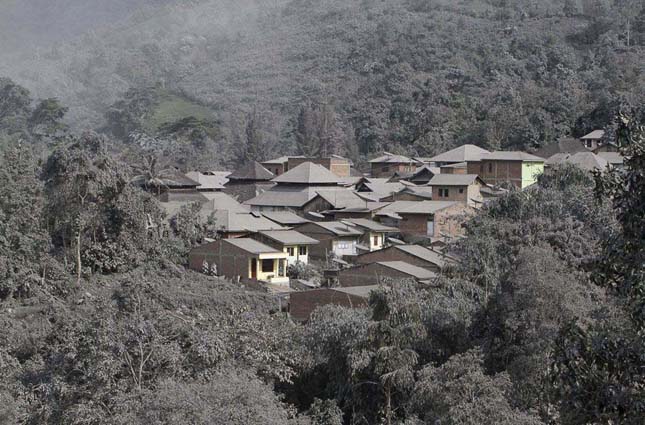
(384, 381), (392, 425)
(76, 231), (82, 285)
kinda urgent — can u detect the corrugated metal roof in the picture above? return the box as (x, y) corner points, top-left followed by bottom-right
(310, 221), (364, 236)
(225, 238), (282, 254)
(377, 261), (437, 279)
(259, 230), (319, 245)
(377, 201), (457, 215)
(345, 218), (398, 232)
(396, 245), (452, 267)
(481, 151), (545, 162)
(428, 144), (490, 163)
(228, 161), (275, 181)
(369, 153), (418, 164)
(428, 174), (481, 186)
(581, 130), (605, 139)
(262, 211), (311, 225)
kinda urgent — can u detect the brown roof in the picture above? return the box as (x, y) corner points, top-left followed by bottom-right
(228, 161), (275, 181)
(272, 162), (341, 185)
(428, 144), (490, 163)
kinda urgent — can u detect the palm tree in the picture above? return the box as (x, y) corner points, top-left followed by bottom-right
(130, 155), (178, 195)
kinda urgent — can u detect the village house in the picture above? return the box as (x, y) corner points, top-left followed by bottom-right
(245, 162), (345, 213)
(188, 238), (289, 286)
(439, 162), (468, 174)
(327, 202), (391, 220)
(369, 153), (420, 178)
(260, 156), (304, 176)
(427, 144), (490, 167)
(337, 261), (436, 287)
(375, 201), (472, 240)
(391, 186), (434, 202)
(185, 171), (230, 192)
(580, 130), (605, 150)
(427, 174), (485, 205)
(224, 161), (275, 202)
(261, 155), (352, 177)
(294, 220), (364, 259)
(355, 177), (405, 201)
(208, 210), (286, 239)
(251, 230), (319, 265)
(467, 151), (545, 189)
(342, 219), (398, 252)
(596, 152), (624, 169)
(261, 211), (312, 227)
(148, 170), (206, 203)
(406, 165), (440, 185)
(534, 137), (589, 159)
(354, 244), (455, 273)
(289, 286), (374, 322)
(545, 151), (609, 172)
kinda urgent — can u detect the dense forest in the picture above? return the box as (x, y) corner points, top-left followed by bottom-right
(0, 0), (644, 424)
(1, 0), (644, 167)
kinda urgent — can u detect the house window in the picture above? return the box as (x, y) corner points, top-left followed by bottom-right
(278, 259), (285, 277)
(488, 163), (493, 172)
(299, 246), (307, 256)
(286, 247), (295, 256)
(479, 164), (484, 173)
(459, 188), (464, 194)
(261, 259), (274, 273)
(337, 241), (349, 249)
(382, 166), (389, 173)
(439, 188), (449, 197)
(373, 235), (379, 246)
(584, 139), (593, 149)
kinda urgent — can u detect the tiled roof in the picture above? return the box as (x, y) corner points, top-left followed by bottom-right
(228, 161), (275, 181)
(428, 174), (481, 186)
(225, 238), (282, 254)
(428, 144), (490, 163)
(272, 162), (341, 185)
(259, 230), (319, 245)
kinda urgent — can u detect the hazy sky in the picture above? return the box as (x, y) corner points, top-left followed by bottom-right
(0, 0), (175, 51)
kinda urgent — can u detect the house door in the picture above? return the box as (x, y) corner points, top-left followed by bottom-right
(251, 259), (257, 279)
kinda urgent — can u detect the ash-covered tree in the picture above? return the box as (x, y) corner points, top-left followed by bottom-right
(29, 98), (69, 141)
(0, 78), (32, 137)
(0, 142), (50, 299)
(294, 101), (349, 158)
(43, 132), (163, 280)
(551, 112), (645, 424)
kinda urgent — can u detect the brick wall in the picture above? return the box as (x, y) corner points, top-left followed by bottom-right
(398, 213), (429, 237)
(289, 289), (368, 322)
(354, 248), (441, 272)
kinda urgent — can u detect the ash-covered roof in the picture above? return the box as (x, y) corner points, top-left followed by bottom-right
(428, 144), (490, 163)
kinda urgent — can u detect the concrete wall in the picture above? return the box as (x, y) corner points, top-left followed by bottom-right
(521, 162), (544, 188)
(370, 163), (416, 178)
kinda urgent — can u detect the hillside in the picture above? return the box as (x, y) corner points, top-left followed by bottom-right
(1, 0), (643, 162)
